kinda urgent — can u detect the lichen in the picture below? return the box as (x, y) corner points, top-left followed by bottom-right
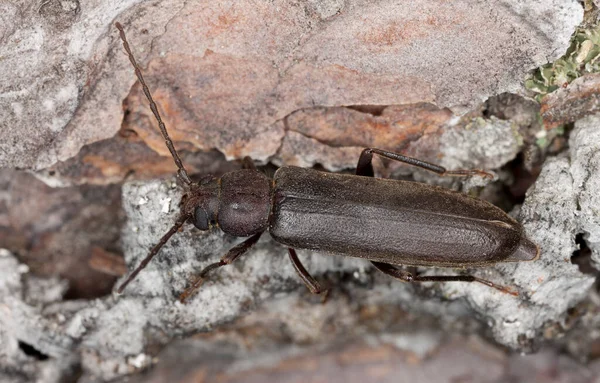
(526, 7), (600, 100)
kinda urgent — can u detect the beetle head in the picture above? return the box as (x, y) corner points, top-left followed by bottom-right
(182, 175), (220, 231)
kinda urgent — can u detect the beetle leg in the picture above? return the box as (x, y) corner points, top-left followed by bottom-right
(179, 232), (263, 303)
(356, 148), (493, 179)
(371, 261), (518, 296)
(288, 248), (328, 296)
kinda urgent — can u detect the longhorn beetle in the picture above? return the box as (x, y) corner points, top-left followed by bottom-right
(114, 23), (539, 302)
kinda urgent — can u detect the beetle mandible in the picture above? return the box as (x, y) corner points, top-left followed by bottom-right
(114, 23), (539, 302)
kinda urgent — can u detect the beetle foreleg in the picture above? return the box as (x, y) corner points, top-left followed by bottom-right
(288, 248), (328, 296)
(179, 232), (263, 303)
(356, 148), (493, 179)
(371, 262), (518, 296)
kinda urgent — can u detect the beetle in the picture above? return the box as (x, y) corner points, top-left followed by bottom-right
(114, 23), (539, 302)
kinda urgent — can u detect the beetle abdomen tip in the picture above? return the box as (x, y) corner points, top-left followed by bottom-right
(507, 237), (539, 262)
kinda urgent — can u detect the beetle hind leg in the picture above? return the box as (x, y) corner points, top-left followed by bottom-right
(371, 262), (518, 296)
(288, 248), (329, 300)
(179, 232), (263, 303)
(356, 148), (493, 179)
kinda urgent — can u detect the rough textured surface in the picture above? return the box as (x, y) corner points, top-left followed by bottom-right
(0, 249), (77, 382)
(541, 73), (600, 129)
(40, 101), (535, 186)
(39, 132), (239, 186)
(3, 1), (600, 382)
(570, 114), (600, 268)
(0, 0), (582, 170)
(110, 333), (600, 383)
(120, 337), (600, 383)
(438, 153), (595, 350)
(1, 122), (599, 380)
(3, 112), (598, 381)
(273, 103), (452, 172)
(274, 104), (525, 180)
(4, 240), (598, 383)
(0, 169), (123, 299)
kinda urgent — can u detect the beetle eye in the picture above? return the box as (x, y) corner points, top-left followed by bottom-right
(193, 207), (209, 230)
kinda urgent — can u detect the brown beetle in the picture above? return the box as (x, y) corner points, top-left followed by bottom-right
(115, 23), (539, 302)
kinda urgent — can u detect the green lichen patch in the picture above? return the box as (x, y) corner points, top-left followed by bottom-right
(526, 18), (600, 100)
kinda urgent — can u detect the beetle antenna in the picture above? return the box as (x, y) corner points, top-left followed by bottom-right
(117, 213), (190, 293)
(115, 22), (191, 185)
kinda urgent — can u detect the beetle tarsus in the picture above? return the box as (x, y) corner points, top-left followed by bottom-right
(371, 261), (519, 297)
(288, 248), (327, 295)
(178, 233), (262, 303)
(179, 274), (208, 303)
(473, 276), (519, 296)
(442, 169), (495, 180)
(356, 147), (494, 180)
